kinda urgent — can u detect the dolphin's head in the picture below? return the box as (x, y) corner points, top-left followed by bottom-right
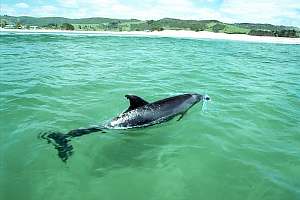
(191, 93), (210, 103)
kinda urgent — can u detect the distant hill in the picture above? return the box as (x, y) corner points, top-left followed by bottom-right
(1, 15), (299, 38)
(234, 23), (300, 32)
(0, 15), (139, 26)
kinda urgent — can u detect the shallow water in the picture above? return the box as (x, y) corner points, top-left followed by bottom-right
(1, 32), (300, 200)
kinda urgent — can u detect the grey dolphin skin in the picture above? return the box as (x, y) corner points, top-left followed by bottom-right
(40, 93), (209, 162)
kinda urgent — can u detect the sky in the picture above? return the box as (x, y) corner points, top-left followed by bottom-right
(1, 0), (300, 26)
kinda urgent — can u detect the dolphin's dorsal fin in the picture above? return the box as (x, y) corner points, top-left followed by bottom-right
(124, 95), (149, 113)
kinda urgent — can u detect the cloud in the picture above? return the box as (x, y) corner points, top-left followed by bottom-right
(52, 0), (210, 20)
(1, 4), (17, 16)
(15, 2), (30, 9)
(220, 0), (300, 26)
(32, 5), (58, 17)
(58, 0), (78, 8)
(64, 0), (225, 20)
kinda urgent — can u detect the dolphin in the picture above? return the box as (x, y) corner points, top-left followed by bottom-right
(40, 93), (210, 162)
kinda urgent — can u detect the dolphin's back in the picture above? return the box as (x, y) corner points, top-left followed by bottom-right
(108, 94), (200, 128)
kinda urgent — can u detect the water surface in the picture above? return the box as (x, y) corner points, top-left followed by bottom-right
(0, 33), (300, 200)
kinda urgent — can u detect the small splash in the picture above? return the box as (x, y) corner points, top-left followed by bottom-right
(202, 94), (211, 112)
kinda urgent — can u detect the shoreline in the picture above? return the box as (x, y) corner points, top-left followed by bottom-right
(1, 28), (300, 45)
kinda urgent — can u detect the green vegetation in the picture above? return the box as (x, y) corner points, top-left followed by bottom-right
(235, 23), (299, 32)
(1, 15), (299, 38)
(0, 19), (8, 28)
(212, 23), (226, 33)
(223, 24), (250, 34)
(61, 23), (74, 30)
(15, 21), (22, 29)
(248, 29), (298, 37)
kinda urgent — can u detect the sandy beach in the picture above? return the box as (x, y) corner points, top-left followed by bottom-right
(1, 28), (300, 45)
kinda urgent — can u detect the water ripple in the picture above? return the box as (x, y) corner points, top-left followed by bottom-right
(1, 33), (300, 200)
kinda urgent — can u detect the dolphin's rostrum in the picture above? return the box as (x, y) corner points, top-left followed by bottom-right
(40, 93), (209, 162)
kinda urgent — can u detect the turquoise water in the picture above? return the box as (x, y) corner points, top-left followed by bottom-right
(1, 32), (300, 200)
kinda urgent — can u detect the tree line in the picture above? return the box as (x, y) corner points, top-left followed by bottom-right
(248, 29), (298, 38)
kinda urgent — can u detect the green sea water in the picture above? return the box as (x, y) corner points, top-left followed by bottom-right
(0, 32), (300, 200)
